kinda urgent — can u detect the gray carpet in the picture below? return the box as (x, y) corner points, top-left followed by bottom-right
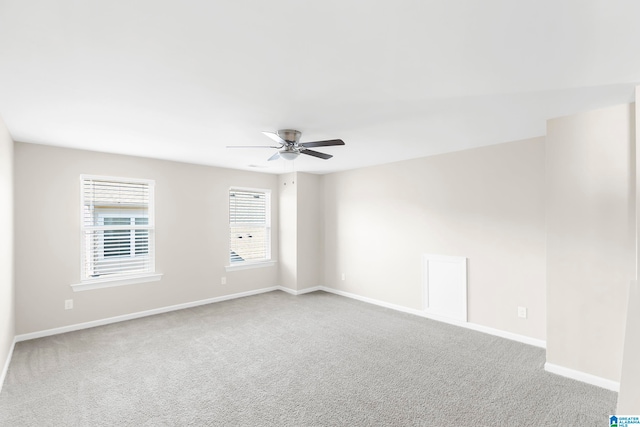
(0, 291), (617, 426)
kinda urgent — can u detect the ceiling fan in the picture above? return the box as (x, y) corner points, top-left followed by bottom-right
(227, 129), (345, 161)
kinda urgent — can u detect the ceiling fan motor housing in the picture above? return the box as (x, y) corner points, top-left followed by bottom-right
(277, 129), (301, 144)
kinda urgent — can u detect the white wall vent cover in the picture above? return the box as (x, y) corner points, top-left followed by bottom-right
(422, 254), (468, 322)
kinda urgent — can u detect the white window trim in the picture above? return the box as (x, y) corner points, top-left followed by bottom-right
(76, 174), (161, 290)
(228, 186), (272, 267)
(225, 260), (277, 272)
(71, 272), (163, 292)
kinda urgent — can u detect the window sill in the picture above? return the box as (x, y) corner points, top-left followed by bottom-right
(225, 260), (276, 272)
(71, 273), (163, 292)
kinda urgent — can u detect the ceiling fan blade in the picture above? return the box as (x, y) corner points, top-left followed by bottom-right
(262, 131), (287, 145)
(299, 139), (345, 148)
(301, 149), (332, 160)
(226, 145), (280, 148)
(267, 152), (281, 161)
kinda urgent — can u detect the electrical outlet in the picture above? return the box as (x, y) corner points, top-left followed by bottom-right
(341, 273), (345, 281)
(518, 306), (527, 318)
(65, 299), (73, 310)
(221, 276), (227, 285)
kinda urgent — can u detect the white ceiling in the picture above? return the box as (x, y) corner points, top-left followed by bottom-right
(1, 0), (638, 174)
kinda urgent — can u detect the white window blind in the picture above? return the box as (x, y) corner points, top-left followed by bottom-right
(81, 176), (155, 280)
(229, 188), (270, 263)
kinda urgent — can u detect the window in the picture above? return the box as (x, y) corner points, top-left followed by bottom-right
(79, 175), (158, 288)
(229, 188), (271, 265)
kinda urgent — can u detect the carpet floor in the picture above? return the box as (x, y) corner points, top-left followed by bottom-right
(0, 290), (617, 426)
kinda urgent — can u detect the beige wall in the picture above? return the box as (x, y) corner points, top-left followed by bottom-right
(617, 86), (640, 412)
(546, 103), (635, 382)
(322, 137), (547, 340)
(0, 117), (14, 383)
(278, 173), (297, 290)
(278, 172), (323, 292)
(14, 143), (279, 335)
(296, 173), (322, 290)
(618, 281), (640, 411)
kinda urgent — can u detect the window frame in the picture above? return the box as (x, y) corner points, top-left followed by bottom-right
(226, 187), (275, 271)
(72, 174), (162, 292)
(95, 211), (149, 260)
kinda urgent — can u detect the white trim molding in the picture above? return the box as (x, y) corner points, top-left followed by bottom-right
(317, 286), (546, 349)
(71, 272), (163, 292)
(12, 284), (621, 396)
(545, 363), (620, 392)
(225, 261), (276, 272)
(0, 337), (16, 394)
(16, 286), (280, 342)
(16, 285), (317, 343)
(277, 286), (322, 296)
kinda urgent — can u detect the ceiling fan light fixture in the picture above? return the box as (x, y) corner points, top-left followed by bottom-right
(279, 150), (300, 160)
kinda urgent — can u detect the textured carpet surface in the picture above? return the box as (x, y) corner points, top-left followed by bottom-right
(0, 291), (617, 426)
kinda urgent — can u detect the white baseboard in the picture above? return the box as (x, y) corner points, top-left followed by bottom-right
(0, 337), (16, 394)
(278, 286), (322, 296)
(325, 282), (613, 392)
(545, 362), (620, 392)
(16, 286), (281, 342)
(15, 286), (329, 343)
(7, 285), (616, 394)
(12, 284), (545, 349)
(457, 320), (547, 349)
(317, 286), (546, 349)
